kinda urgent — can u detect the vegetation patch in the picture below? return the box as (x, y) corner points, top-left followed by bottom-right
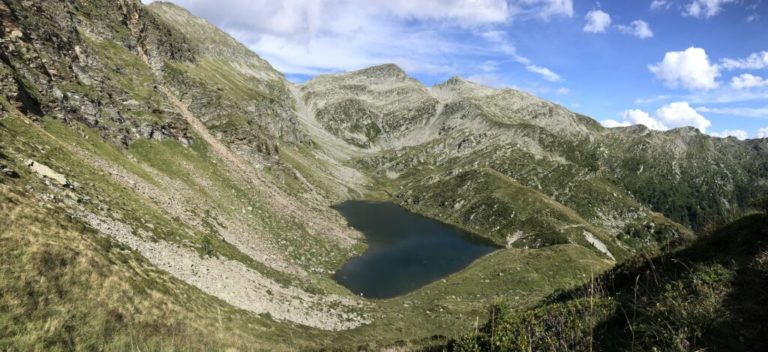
(444, 213), (768, 352)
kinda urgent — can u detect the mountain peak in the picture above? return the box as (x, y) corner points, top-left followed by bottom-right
(669, 126), (701, 134)
(434, 76), (495, 90)
(147, 1), (188, 13)
(434, 76), (469, 87)
(445, 76), (466, 85)
(352, 63), (407, 80)
(431, 75), (497, 100)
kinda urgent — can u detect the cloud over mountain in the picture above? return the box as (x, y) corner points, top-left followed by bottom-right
(649, 47), (720, 90)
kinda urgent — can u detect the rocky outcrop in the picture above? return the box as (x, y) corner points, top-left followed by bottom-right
(1, 164), (19, 178)
(302, 64), (438, 148)
(0, 0), (194, 147)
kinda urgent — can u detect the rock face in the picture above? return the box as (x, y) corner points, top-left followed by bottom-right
(302, 64), (438, 148)
(0, 0), (196, 148)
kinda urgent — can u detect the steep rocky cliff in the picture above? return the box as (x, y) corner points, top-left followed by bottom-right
(0, 0), (195, 145)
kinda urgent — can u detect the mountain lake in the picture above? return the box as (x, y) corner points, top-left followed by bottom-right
(333, 200), (498, 299)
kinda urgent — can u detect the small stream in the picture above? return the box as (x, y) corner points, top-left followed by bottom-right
(333, 201), (498, 299)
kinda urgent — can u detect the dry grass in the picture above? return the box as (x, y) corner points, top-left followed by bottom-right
(0, 183), (321, 351)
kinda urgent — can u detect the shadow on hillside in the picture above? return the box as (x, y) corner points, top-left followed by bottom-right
(586, 213), (768, 351)
(425, 214), (768, 352)
(706, 216), (768, 351)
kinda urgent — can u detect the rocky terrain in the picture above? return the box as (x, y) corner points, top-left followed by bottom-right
(1, 0), (767, 350)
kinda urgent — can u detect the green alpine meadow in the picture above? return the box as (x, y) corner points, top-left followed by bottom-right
(1, 0), (766, 351)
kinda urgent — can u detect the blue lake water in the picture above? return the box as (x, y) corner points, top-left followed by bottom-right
(332, 201), (498, 299)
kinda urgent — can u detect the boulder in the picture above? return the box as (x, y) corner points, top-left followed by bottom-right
(26, 160), (71, 187)
(1, 164), (19, 178)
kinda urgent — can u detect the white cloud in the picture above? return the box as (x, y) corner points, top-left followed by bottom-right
(682, 85), (768, 104)
(480, 61), (498, 72)
(155, 0), (573, 36)
(635, 95), (672, 104)
(603, 102), (711, 132)
(649, 47), (720, 90)
(758, 127), (768, 138)
(466, 74), (502, 87)
(696, 106), (768, 118)
(167, 0), (511, 37)
(479, 30), (518, 56)
(656, 101), (712, 131)
(556, 87), (570, 94)
(623, 109), (669, 130)
(617, 20), (654, 39)
(601, 119), (632, 128)
(526, 65), (562, 81)
(479, 31), (563, 82)
(731, 74), (768, 89)
(684, 0), (736, 18)
(382, 0), (510, 24)
(518, 0), (574, 19)
(480, 30), (506, 42)
(583, 10), (611, 33)
(709, 129), (748, 140)
(650, 0), (671, 10)
(602, 109), (664, 130)
(720, 51), (768, 70)
(146, 0), (572, 78)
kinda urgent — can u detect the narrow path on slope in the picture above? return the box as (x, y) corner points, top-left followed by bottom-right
(159, 86), (358, 246)
(160, 86), (254, 179)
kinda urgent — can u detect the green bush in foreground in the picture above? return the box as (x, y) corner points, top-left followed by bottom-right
(451, 298), (615, 352)
(751, 196), (768, 215)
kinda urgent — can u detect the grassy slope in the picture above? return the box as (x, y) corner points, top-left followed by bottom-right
(400, 168), (627, 257)
(82, 32), (355, 280)
(333, 244), (613, 349)
(0, 116), (331, 351)
(36, 114), (302, 288)
(448, 212), (768, 352)
(0, 109), (615, 350)
(358, 123), (693, 259)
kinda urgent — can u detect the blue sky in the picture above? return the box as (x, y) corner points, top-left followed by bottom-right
(145, 0), (768, 139)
